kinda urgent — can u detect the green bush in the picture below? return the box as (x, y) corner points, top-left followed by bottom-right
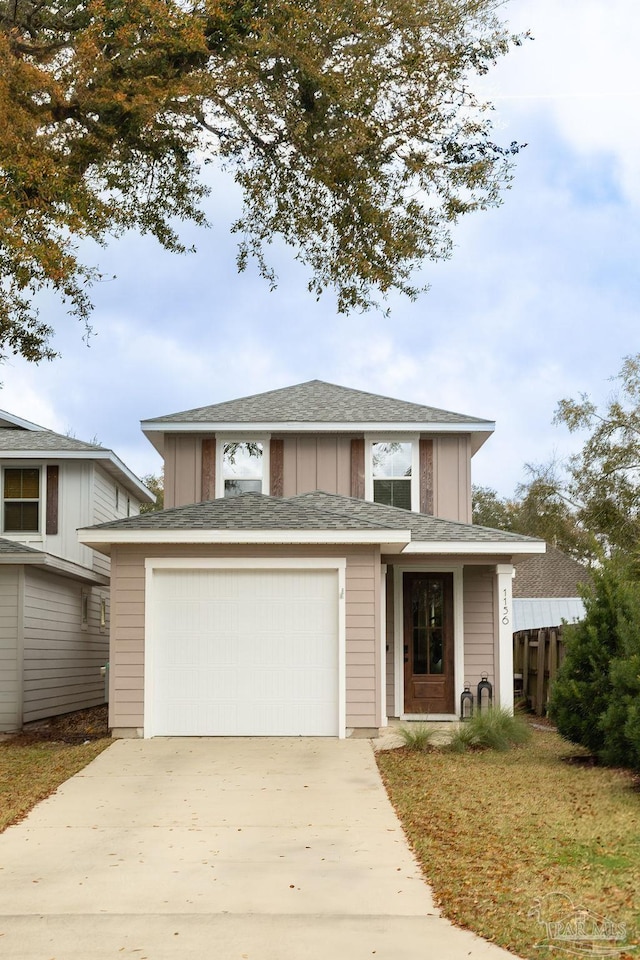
(397, 723), (436, 751)
(447, 707), (531, 753)
(548, 556), (640, 771)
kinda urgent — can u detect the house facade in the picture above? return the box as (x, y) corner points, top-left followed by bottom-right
(0, 411), (153, 732)
(79, 381), (545, 739)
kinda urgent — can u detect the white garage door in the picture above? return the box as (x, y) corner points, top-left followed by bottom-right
(147, 567), (340, 736)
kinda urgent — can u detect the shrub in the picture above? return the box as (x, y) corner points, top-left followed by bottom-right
(397, 723), (436, 751)
(548, 555), (640, 770)
(446, 707), (531, 753)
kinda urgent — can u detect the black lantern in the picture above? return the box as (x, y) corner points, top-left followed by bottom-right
(477, 674), (493, 713)
(460, 683), (474, 721)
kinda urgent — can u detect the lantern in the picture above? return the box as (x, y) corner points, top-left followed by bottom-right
(477, 674), (493, 713)
(460, 683), (474, 721)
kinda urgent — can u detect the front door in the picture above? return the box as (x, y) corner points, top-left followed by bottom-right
(403, 572), (454, 714)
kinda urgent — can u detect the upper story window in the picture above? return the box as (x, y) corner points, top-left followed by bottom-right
(223, 441), (263, 497)
(365, 436), (419, 511)
(372, 442), (412, 509)
(3, 467), (40, 532)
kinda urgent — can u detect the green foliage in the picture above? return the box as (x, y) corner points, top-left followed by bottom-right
(446, 707), (531, 753)
(397, 723), (436, 752)
(548, 556), (640, 770)
(553, 355), (640, 556)
(0, 0), (526, 359)
(139, 472), (164, 513)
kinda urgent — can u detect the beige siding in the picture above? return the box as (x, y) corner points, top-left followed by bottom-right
(22, 569), (108, 723)
(282, 436), (352, 497)
(0, 567), (21, 731)
(432, 436), (472, 523)
(110, 543), (379, 733)
(164, 435), (203, 508)
(463, 565), (495, 690)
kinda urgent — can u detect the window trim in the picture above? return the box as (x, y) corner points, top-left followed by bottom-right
(214, 434), (271, 499)
(364, 434), (419, 512)
(2, 465), (43, 536)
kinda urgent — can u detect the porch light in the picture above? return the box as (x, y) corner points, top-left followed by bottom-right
(477, 674), (493, 713)
(460, 683), (474, 721)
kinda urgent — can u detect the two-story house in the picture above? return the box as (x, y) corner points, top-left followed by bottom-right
(0, 410), (153, 732)
(79, 380), (545, 739)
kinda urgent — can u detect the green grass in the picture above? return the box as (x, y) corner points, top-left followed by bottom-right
(0, 736), (111, 833)
(377, 727), (640, 960)
(447, 707), (532, 753)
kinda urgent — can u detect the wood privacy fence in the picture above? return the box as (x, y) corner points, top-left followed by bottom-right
(513, 627), (567, 716)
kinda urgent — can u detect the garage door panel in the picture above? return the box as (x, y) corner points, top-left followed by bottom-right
(149, 568), (340, 736)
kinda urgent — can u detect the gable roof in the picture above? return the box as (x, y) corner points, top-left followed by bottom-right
(141, 380), (495, 455)
(0, 410), (153, 502)
(78, 490), (545, 558)
(513, 546), (590, 599)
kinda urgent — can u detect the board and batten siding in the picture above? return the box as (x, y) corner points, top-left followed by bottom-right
(281, 436), (353, 498)
(0, 567), (22, 732)
(432, 436), (472, 523)
(109, 543), (381, 735)
(22, 568), (108, 723)
(462, 565), (495, 690)
(163, 435), (203, 509)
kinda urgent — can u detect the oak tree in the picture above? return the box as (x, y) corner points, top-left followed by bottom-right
(1, 0), (524, 359)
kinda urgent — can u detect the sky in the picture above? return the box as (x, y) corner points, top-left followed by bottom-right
(1, 0), (638, 496)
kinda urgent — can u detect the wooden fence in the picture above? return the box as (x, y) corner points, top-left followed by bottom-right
(513, 626), (566, 716)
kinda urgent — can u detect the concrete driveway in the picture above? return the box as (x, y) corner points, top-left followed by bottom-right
(0, 738), (518, 959)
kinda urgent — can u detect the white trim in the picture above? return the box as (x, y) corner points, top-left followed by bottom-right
(403, 714), (458, 722)
(365, 434), (419, 512)
(0, 409), (46, 431)
(142, 419), (495, 435)
(79, 528), (411, 548)
(143, 557), (347, 739)
(0, 449), (152, 501)
(393, 564), (464, 720)
(496, 563), (515, 713)
(214, 434), (271, 498)
(401, 540), (545, 555)
(380, 564), (388, 728)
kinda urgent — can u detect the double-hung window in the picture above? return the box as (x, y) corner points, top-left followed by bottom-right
(365, 437), (419, 511)
(222, 441), (264, 497)
(3, 467), (40, 532)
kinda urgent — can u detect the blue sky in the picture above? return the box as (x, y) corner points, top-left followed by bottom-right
(1, 0), (638, 497)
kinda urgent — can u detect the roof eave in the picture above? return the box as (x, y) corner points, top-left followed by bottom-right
(0, 448), (153, 502)
(401, 540), (546, 556)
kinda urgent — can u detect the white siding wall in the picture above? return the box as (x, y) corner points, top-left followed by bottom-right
(22, 568), (109, 724)
(0, 567), (21, 732)
(92, 465), (142, 577)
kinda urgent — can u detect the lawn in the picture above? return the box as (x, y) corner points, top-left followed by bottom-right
(0, 708), (111, 833)
(377, 726), (640, 960)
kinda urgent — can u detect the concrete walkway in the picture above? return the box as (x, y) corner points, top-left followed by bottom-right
(0, 738), (519, 959)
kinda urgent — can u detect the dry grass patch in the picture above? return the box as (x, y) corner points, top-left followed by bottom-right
(0, 707), (111, 833)
(377, 728), (640, 960)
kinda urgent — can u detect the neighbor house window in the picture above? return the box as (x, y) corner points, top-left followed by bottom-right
(222, 442), (263, 497)
(3, 468), (40, 532)
(372, 442), (412, 510)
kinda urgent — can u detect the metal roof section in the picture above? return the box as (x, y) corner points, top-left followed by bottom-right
(141, 380), (495, 456)
(513, 598), (586, 632)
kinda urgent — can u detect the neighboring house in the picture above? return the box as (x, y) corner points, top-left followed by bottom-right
(78, 380), (545, 739)
(0, 410), (153, 732)
(512, 546), (589, 632)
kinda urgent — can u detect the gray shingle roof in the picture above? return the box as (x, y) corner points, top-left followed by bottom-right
(146, 380), (491, 426)
(291, 492), (545, 545)
(513, 546), (590, 598)
(88, 490), (543, 546)
(0, 537), (44, 555)
(91, 492), (407, 532)
(0, 428), (105, 452)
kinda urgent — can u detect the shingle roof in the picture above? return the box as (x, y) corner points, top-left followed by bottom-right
(0, 428), (105, 452)
(89, 490), (543, 547)
(291, 491), (545, 545)
(513, 546), (590, 598)
(90, 492), (406, 532)
(146, 380), (491, 426)
(0, 537), (44, 555)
